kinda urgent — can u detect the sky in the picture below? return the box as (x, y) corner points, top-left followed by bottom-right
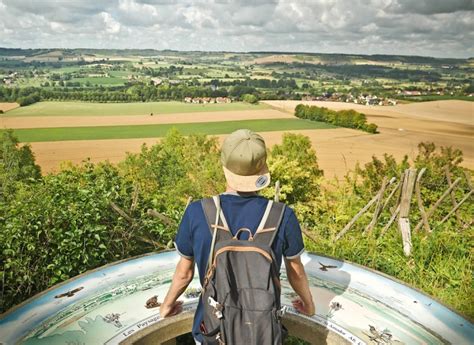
(0, 0), (473, 58)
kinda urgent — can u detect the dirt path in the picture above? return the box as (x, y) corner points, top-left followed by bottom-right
(1, 109), (293, 129)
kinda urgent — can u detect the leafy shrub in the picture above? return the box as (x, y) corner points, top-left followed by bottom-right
(241, 93), (259, 104)
(0, 130), (226, 311)
(262, 133), (322, 206)
(18, 92), (40, 106)
(0, 130), (41, 200)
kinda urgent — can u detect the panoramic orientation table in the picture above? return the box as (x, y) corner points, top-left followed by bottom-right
(0, 251), (472, 344)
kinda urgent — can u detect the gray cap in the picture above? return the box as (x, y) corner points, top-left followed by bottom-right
(221, 129), (271, 192)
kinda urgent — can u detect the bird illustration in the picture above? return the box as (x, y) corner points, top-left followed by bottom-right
(54, 286), (84, 298)
(364, 325), (394, 344)
(319, 262), (337, 271)
(145, 295), (161, 309)
(330, 301), (343, 311)
(103, 313), (123, 328)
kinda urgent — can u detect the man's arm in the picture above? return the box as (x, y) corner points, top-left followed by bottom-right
(160, 256), (195, 317)
(285, 256), (315, 316)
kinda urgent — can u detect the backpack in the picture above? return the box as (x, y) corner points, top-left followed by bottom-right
(199, 195), (288, 345)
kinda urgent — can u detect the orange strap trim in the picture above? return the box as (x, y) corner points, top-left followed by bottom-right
(213, 246), (272, 265)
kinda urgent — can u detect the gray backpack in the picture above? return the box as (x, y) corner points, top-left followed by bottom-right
(200, 195), (288, 345)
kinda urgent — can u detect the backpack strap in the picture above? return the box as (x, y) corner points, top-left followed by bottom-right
(254, 201), (286, 246)
(202, 195), (233, 273)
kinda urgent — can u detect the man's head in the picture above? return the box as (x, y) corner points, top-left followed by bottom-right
(221, 129), (271, 192)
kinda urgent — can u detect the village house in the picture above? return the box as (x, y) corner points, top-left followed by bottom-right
(184, 97), (231, 104)
(216, 97), (231, 103)
(302, 92), (395, 106)
(401, 90), (422, 96)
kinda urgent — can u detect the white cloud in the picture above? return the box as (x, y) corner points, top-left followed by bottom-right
(0, 0), (472, 57)
(101, 12), (121, 34)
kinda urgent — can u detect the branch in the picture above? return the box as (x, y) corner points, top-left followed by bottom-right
(147, 209), (176, 226)
(109, 201), (134, 224)
(302, 227), (318, 244)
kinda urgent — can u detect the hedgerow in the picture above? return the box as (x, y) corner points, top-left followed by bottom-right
(295, 104), (378, 133)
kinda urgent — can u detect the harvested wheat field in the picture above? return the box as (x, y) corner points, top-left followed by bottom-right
(30, 130), (355, 176)
(30, 125), (473, 178)
(264, 100), (474, 173)
(0, 102), (19, 112)
(0, 109), (292, 129)
(22, 100), (474, 178)
(251, 55), (302, 65)
(263, 100), (474, 125)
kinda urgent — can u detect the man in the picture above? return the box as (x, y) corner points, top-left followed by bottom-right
(160, 129), (315, 344)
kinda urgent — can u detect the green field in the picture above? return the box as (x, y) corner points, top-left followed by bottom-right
(10, 119), (335, 142)
(5, 101), (270, 117)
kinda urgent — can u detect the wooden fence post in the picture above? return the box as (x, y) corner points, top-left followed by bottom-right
(437, 190), (473, 227)
(413, 178), (461, 232)
(390, 171), (405, 214)
(444, 166), (462, 225)
(415, 168), (431, 232)
(398, 168), (417, 256)
(380, 205), (400, 236)
(365, 177), (394, 234)
(335, 189), (381, 241)
(381, 178), (401, 215)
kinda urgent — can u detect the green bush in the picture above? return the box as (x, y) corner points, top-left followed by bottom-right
(0, 130), (41, 200)
(1, 130), (224, 311)
(241, 93), (259, 104)
(18, 92), (40, 106)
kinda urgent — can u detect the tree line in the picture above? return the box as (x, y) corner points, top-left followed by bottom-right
(0, 82), (301, 106)
(294, 104), (378, 133)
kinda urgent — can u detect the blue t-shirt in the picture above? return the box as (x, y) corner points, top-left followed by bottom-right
(174, 193), (304, 342)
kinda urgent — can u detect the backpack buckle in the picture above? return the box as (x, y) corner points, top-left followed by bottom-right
(276, 306), (288, 319)
(216, 332), (225, 345)
(208, 297), (224, 319)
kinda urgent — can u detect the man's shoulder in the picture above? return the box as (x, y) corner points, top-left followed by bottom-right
(186, 199), (205, 214)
